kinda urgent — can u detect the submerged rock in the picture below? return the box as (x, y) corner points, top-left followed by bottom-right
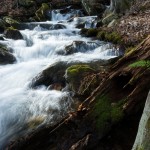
(31, 62), (69, 89)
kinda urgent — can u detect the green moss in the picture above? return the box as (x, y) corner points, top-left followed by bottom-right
(125, 46), (137, 56)
(66, 65), (95, 94)
(91, 95), (124, 133)
(129, 60), (150, 69)
(97, 31), (122, 44)
(67, 64), (94, 79)
(7, 26), (16, 30)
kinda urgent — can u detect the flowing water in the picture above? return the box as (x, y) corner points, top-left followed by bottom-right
(0, 8), (118, 149)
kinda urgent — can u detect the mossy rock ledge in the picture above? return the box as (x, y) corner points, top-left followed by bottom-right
(65, 64), (99, 96)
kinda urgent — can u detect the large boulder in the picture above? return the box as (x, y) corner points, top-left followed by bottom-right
(31, 60), (110, 91)
(0, 45), (16, 65)
(4, 27), (23, 40)
(65, 64), (99, 96)
(31, 62), (70, 89)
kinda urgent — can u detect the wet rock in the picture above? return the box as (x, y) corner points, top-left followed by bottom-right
(4, 27), (23, 40)
(49, 24), (66, 30)
(57, 41), (100, 55)
(0, 45), (16, 65)
(31, 62), (70, 89)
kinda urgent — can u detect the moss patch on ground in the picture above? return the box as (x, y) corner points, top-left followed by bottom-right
(80, 28), (122, 44)
(97, 30), (122, 44)
(129, 60), (150, 69)
(91, 95), (124, 134)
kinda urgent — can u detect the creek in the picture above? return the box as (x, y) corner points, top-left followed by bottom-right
(0, 6), (118, 149)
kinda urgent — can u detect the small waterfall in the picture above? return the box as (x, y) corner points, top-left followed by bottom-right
(51, 7), (84, 21)
(132, 91), (150, 150)
(0, 6), (119, 149)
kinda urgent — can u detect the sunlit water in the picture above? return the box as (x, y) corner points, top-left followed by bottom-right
(0, 8), (117, 149)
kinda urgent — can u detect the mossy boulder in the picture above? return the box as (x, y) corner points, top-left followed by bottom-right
(65, 64), (97, 95)
(0, 45), (16, 65)
(35, 3), (51, 21)
(4, 27), (23, 40)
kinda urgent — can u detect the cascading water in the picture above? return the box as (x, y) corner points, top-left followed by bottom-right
(0, 7), (118, 149)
